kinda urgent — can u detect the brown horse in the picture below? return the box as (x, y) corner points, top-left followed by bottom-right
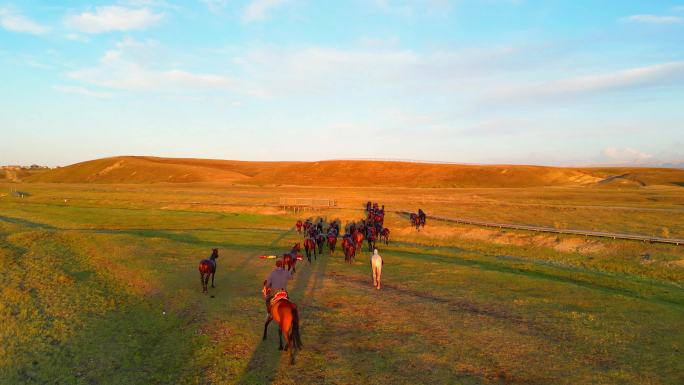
(327, 233), (337, 255)
(342, 237), (356, 264)
(304, 237), (317, 263)
(262, 284), (303, 364)
(353, 230), (364, 251)
(410, 213), (420, 230)
(295, 220), (303, 233)
(366, 232), (376, 252)
(198, 248), (219, 293)
(380, 228), (390, 245)
(283, 243), (301, 273)
(315, 232), (325, 255)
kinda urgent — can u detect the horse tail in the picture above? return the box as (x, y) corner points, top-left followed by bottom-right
(290, 304), (303, 350)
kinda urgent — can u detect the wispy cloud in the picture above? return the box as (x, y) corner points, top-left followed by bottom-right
(68, 38), (236, 92)
(200, 0), (230, 14)
(53, 85), (113, 99)
(0, 7), (49, 35)
(601, 147), (653, 163)
(242, 0), (288, 23)
(623, 14), (683, 24)
(486, 62), (684, 103)
(64, 6), (163, 33)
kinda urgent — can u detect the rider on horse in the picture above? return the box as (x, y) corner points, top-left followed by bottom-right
(264, 259), (293, 317)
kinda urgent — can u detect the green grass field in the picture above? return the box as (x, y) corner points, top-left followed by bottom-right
(1, 182), (683, 384)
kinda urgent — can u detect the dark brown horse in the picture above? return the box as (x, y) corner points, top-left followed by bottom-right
(366, 232), (376, 252)
(304, 237), (317, 263)
(327, 232), (337, 255)
(380, 228), (390, 245)
(315, 232), (325, 255)
(410, 213), (420, 230)
(198, 248), (219, 293)
(262, 283), (303, 364)
(295, 220), (303, 233)
(283, 243), (301, 273)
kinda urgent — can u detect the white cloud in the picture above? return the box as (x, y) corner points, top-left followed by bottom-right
(54, 85), (113, 99)
(601, 147), (653, 162)
(487, 61), (684, 103)
(242, 0), (287, 23)
(371, 0), (454, 16)
(0, 7), (49, 35)
(623, 14), (683, 24)
(68, 38), (236, 91)
(64, 6), (163, 33)
(200, 0), (230, 13)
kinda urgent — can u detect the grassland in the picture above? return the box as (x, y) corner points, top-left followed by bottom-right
(1, 181), (683, 385)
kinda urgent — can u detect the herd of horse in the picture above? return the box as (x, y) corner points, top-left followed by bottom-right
(295, 201), (390, 265)
(196, 202), (427, 364)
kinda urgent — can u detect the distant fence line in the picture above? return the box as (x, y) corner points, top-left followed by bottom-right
(279, 197), (337, 212)
(397, 211), (683, 246)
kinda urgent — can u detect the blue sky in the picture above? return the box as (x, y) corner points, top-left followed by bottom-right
(1, 0), (683, 167)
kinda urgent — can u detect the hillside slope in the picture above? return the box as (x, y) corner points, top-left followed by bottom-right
(25, 156), (684, 187)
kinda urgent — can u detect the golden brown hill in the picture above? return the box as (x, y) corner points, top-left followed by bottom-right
(26, 156), (684, 187)
(0, 167), (49, 182)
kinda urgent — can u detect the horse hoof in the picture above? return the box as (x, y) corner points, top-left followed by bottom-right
(279, 347), (283, 351)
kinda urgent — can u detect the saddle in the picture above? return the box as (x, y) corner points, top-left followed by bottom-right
(270, 290), (289, 307)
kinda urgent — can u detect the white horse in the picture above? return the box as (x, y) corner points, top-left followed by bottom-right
(370, 249), (383, 289)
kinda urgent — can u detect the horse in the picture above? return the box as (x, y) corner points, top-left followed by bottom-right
(303, 220), (312, 234)
(380, 228), (390, 245)
(304, 237), (317, 263)
(371, 250), (383, 290)
(342, 236), (356, 264)
(365, 201), (372, 213)
(295, 220), (303, 233)
(283, 243), (301, 273)
(198, 248), (219, 293)
(366, 232), (376, 252)
(327, 232), (337, 255)
(353, 230), (364, 251)
(315, 232), (325, 255)
(409, 213), (420, 230)
(262, 282), (302, 365)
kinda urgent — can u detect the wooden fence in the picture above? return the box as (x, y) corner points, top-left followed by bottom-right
(279, 197), (337, 212)
(398, 211), (683, 246)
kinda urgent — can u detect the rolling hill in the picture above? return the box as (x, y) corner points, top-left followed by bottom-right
(21, 156), (684, 187)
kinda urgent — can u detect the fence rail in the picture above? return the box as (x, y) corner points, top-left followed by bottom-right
(398, 211), (683, 246)
(279, 197), (336, 211)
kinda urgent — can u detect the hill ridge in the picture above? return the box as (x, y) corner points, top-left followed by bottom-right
(19, 156), (684, 188)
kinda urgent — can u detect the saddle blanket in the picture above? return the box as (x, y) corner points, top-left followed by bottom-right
(270, 290), (289, 306)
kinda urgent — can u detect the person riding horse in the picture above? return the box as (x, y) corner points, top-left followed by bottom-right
(418, 208), (426, 223)
(264, 259), (293, 317)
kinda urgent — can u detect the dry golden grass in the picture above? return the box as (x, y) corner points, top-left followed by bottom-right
(25, 156), (684, 188)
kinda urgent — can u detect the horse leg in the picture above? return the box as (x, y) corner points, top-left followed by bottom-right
(200, 272), (206, 293)
(211, 272), (215, 288)
(376, 267), (382, 289)
(278, 327), (284, 350)
(263, 317), (272, 340)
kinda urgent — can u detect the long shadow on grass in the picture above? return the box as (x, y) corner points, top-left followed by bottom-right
(0, 229), (195, 385)
(235, 250), (330, 385)
(385, 246), (684, 309)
